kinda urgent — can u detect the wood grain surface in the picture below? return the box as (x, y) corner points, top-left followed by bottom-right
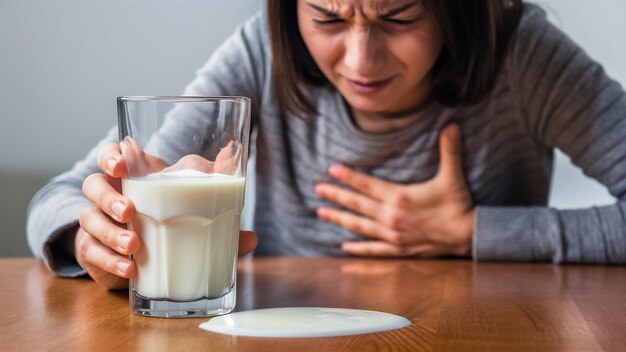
(0, 258), (624, 351)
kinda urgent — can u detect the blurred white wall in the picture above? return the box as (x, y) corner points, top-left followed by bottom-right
(0, 0), (623, 256)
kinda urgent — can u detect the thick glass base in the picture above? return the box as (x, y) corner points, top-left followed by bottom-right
(130, 286), (236, 318)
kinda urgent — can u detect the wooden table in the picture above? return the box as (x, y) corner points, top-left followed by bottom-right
(1, 258), (624, 351)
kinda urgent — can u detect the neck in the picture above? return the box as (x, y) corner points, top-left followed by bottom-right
(349, 95), (434, 134)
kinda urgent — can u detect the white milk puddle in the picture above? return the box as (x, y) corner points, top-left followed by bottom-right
(199, 307), (410, 338)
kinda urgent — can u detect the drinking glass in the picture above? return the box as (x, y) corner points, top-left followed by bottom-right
(117, 96), (251, 318)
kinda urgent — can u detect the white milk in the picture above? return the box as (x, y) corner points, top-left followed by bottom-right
(199, 307), (411, 337)
(123, 169), (245, 301)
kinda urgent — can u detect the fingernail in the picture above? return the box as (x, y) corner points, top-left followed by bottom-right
(329, 164), (342, 176)
(119, 141), (127, 155)
(112, 201), (126, 219)
(314, 184), (325, 196)
(118, 234), (130, 250)
(107, 157), (118, 173)
(316, 208), (328, 220)
(446, 124), (459, 139)
(117, 261), (130, 275)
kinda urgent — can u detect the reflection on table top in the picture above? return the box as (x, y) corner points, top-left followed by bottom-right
(1, 257), (624, 351)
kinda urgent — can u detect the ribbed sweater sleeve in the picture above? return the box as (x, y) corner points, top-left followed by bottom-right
(26, 127), (117, 277)
(473, 7), (626, 263)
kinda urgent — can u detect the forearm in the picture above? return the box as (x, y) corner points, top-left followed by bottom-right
(27, 190), (88, 277)
(27, 128), (118, 276)
(473, 202), (626, 264)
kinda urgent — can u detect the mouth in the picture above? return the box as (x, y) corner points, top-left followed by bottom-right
(345, 77), (394, 94)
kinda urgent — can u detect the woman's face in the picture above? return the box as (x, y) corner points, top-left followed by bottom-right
(297, 0), (443, 115)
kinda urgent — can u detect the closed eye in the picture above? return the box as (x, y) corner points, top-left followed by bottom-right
(313, 18), (345, 27)
(383, 17), (423, 26)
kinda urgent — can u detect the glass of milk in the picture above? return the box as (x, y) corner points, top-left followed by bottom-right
(117, 96), (251, 318)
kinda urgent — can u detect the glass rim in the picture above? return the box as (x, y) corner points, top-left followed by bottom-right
(117, 95), (251, 103)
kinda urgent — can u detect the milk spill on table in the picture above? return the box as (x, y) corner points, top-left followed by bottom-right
(123, 170), (245, 301)
(199, 307), (411, 337)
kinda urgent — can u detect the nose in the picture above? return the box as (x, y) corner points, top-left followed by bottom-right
(343, 27), (382, 76)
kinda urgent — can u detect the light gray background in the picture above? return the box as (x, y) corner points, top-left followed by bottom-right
(0, 0), (622, 257)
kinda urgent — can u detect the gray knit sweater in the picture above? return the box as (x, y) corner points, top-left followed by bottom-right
(27, 4), (626, 277)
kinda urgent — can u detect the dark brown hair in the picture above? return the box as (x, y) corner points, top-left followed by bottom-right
(268, 0), (524, 117)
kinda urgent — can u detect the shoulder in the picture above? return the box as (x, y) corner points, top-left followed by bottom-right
(216, 11), (270, 58)
(506, 3), (584, 76)
(240, 11), (269, 43)
(519, 2), (549, 26)
(195, 11), (271, 84)
(510, 3), (569, 57)
(513, 3), (557, 47)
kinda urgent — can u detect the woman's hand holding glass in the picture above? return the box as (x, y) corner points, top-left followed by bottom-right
(76, 139), (258, 289)
(315, 124), (476, 258)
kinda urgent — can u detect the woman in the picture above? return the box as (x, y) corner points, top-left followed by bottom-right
(28, 0), (626, 288)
